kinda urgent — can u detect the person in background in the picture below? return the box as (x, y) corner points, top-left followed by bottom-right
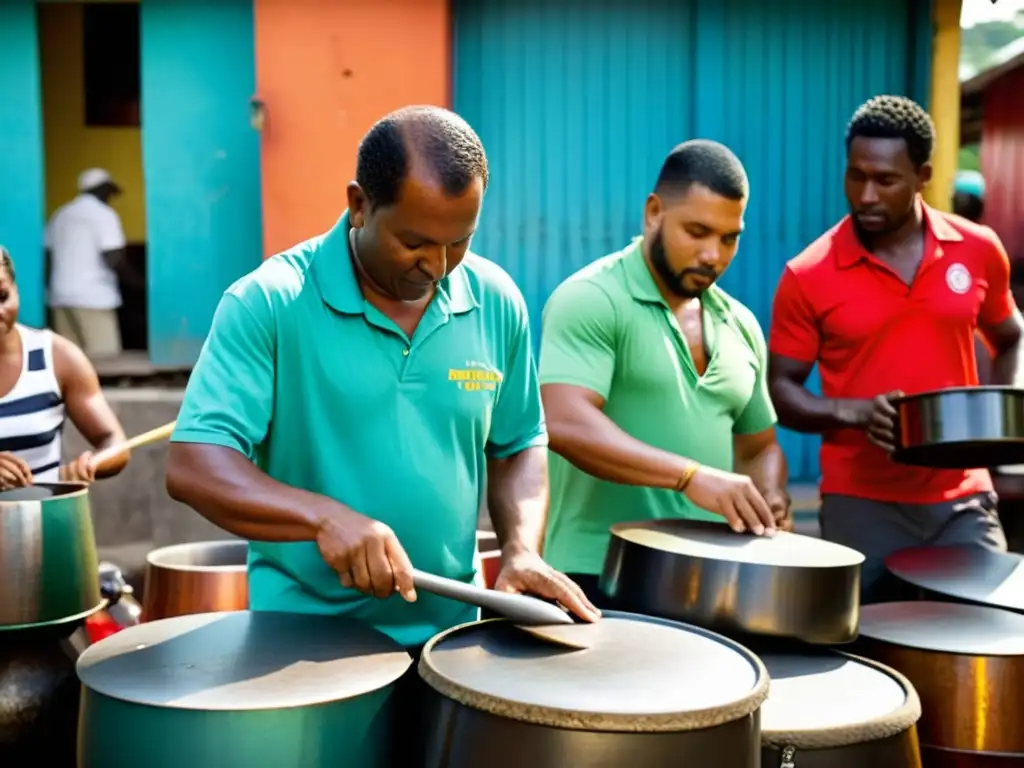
(768, 95), (1023, 602)
(46, 168), (138, 358)
(0, 246), (129, 489)
(539, 140), (789, 602)
(952, 170), (985, 223)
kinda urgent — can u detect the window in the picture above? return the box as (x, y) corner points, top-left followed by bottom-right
(83, 3), (141, 127)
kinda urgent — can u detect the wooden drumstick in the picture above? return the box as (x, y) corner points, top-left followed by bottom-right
(60, 420), (177, 476)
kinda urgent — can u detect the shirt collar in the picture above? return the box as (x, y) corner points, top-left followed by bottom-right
(315, 210), (479, 316)
(834, 200), (964, 270)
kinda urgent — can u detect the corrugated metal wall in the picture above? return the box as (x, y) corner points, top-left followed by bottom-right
(453, 0), (931, 481)
(981, 69), (1024, 265)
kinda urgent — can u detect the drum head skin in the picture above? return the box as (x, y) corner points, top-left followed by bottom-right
(886, 545), (1024, 613)
(759, 651), (921, 749)
(76, 611), (413, 710)
(418, 612), (768, 733)
(859, 601), (1024, 656)
(611, 519), (864, 568)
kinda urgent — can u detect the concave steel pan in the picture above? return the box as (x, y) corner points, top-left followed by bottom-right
(886, 545), (1024, 614)
(142, 540), (248, 622)
(892, 386), (1024, 468)
(599, 519), (864, 645)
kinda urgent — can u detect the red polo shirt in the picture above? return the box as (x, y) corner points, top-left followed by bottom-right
(769, 204), (1015, 503)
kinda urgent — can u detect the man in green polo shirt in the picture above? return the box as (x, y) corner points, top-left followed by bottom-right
(539, 140), (790, 599)
(165, 106), (598, 652)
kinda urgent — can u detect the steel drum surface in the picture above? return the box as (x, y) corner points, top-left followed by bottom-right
(599, 519), (863, 644)
(855, 601), (1024, 760)
(142, 540), (248, 621)
(418, 611), (768, 767)
(76, 610), (412, 767)
(886, 545), (1024, 614)
(0, 482), (102, 629)
(893, 386), (1024, 468)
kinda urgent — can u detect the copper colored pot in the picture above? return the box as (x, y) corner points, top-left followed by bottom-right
(142, 541), (248, 622)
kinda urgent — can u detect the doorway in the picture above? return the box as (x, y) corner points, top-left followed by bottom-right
(36, 1), (148, 355)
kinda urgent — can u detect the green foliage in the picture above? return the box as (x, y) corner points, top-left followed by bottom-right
(961, 16), (1024, 76)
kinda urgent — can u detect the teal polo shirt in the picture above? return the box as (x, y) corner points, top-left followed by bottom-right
(539, 237), (776, 575)
(171, 211), (547, 648)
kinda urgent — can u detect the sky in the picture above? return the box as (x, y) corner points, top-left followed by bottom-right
(962, 0), (1024, 28)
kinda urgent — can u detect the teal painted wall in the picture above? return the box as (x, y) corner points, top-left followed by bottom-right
(0, 1), (46, 329)
(453, 0), (933, 482)
(141, 0), (262, 366)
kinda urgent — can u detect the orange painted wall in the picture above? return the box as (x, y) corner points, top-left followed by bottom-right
(254, 0), (451, 257)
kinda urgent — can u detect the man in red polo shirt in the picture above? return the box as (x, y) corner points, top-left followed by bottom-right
(768, 95), (1023, 601)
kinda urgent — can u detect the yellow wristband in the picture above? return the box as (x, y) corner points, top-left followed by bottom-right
(676, 463), (699, 493)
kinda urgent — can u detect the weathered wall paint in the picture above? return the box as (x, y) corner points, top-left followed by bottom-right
(923, 0), (963, 212)
(0, 2), (46, 328)
(141, 0), (263, 365)
(981, 68), (1024, 263)
(37, 3), (146, 242)
(253, 0), (451, 257)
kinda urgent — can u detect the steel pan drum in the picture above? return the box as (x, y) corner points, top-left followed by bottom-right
(0, 482), (102, 629)
(893, 386), (1024, 468)
(856, 601), (1024, 764)
(76, 610), (412, 767)
(599, 519), (864, 644)
(418, 611), (768, 767)
(758, 649), (922, 767)
(886, 545), (1024, 613)
(142, 540), (248, 621)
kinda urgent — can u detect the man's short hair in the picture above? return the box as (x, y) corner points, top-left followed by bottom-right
(846, 95), (935, 169)
(654, 139), (749, 201)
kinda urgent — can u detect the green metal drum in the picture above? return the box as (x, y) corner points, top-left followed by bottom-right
(76, 610), (413, 767)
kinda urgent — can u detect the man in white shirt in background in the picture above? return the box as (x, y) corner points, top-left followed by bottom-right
(46, 168), (134, 357)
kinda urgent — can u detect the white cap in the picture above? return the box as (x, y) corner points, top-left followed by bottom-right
(77, 168), (117, 193)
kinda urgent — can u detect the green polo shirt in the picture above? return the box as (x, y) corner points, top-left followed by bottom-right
(171, 212), (547, 648)
(539, 237), (776, 576)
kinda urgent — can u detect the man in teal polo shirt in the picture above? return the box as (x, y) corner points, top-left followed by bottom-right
(165, 106), (598, 652)
(539, 140), (790, 599)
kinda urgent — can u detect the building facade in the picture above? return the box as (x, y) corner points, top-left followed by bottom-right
(2, 0), (960, 481)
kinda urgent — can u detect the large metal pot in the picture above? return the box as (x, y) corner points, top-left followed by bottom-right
(885, 545), (1024, 614)
(76, 610), (413, 767)
(0, 482), (102, 629)
(142, 540), (248, 621)
(855, 601), (1024, 765)
(418, 611), (769, 767)
(893, 386), (1024, 468)
(757, 648), (922, 767)
(599, 519), (864, 644)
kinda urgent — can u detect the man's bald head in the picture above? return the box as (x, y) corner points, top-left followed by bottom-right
(355, 106), (489, 209)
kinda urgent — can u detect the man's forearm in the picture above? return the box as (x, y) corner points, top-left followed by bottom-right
(992, 344), (1023, 386)
(487, 446), (548, 557)
(770, 378), (866, 433)
(735, 443), (787, 497)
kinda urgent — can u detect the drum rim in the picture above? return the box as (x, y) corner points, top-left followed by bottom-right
(759, 649), (922, 750)
(418, 611), (769, 733)
(859, 600), (1024, 656)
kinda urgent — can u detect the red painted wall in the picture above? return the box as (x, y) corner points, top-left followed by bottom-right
(253, 0), (451, 257)
(981, 68), (1024, 265)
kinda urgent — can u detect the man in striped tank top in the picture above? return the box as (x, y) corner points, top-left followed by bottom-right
(0, 247), (128, 489)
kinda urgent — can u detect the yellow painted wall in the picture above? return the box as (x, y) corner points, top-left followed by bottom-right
(38, 3), (145, 242)
(923, 0), (962, 212)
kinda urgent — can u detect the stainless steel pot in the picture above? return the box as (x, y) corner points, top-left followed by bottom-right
(418, 611), (768, 767)
(142, 540), (248, 621)
(599, 519), (864, 645)
(0, 482), (102, 629)
(885, 545), (1024, 614)
(76, 610), (413, 767)
(757, 648), (922, 767)
(893, 386), (1024, 468)
(855, 601), (1024, 764)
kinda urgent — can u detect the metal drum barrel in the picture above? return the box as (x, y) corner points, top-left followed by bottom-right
(76, 610), (413, 767)
(418, 611), (769, 767)
(758, 649), (922, 767)
(142, 540), (248, 621)
(856, 601), (1024, 766)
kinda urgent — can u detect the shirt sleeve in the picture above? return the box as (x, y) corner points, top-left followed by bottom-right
(768, 266), (821, 363)
(171, 291), (275, 458)
(96, 208), (127, 251)
(538, 279), (618, 399)
(485, 290), (549, 459)
(734, 310), (778, 435)
(979, 230), (1016, 327)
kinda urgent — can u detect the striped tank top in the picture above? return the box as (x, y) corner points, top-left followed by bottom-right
(0, 325), (65, 481)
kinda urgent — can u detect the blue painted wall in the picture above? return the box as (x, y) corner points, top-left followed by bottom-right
(141, 0), (262, 366)
(0, 1), (46, 329)
(453, 0), (933, 482)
